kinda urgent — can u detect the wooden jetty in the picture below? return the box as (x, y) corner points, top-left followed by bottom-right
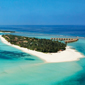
(51, 38), (79, 43)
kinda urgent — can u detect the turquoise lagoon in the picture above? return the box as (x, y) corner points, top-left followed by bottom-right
(0, 32), (85, 85)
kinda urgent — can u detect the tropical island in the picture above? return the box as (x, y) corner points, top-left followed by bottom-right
(0, 30), (15, 33)
(0, 34), (84, 63)
(2, 34), (66, 53)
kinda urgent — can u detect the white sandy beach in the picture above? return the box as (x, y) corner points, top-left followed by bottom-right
(0, 32), (11, 33)
(0, 35), (84, 63)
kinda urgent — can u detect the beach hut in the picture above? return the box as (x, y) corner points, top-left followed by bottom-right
(23, 41), (28, 43)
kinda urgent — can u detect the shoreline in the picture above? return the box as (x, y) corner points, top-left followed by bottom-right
(0, 35), (84, 63)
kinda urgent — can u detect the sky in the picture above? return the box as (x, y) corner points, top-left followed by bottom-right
(0, 0), (85, 25)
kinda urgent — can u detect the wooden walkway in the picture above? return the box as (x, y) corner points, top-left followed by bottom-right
(51, 38), (79, 43)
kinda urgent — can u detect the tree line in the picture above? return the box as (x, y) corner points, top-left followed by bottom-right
(2, 34), (67, 53)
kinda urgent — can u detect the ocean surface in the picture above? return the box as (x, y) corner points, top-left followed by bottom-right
(0, 25), (85, 85)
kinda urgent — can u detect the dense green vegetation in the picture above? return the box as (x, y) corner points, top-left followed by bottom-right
(0, 30), (15, 33)
(2, 34), (66, 53)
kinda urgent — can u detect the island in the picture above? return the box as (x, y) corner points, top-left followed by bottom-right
(0, 34), (84, 63)
(2, 34), (66, 53)
(0, 30), (15, 33)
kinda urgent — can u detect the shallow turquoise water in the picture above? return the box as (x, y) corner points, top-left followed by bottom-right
(0, 60), (84, 85)
(0, 33), (85, 85)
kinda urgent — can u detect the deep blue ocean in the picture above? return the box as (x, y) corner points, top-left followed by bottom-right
(0, 25), (85, 85)
(0, 25), (85, 37)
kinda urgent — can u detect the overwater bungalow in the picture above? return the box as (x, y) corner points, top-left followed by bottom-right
(51, 37), (79, 43)
(65, 38), (67, 40)
(71, 38), (73, 40)
(62, 38), (65, 40)
(51, 38), (53, 40)
(57, 38), (60, 40)
(55, 38), (58, 40)
(60, 38), (63, 41)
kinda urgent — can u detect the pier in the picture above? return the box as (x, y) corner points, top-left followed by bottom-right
(51, 38), (79, 43)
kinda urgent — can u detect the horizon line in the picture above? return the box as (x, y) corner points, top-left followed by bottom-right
(0, 25), (85, 26)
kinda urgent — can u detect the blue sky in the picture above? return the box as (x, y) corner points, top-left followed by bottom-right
(0, 0), (85, 25)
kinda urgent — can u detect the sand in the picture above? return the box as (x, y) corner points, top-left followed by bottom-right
(0, 35), (84, 63)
